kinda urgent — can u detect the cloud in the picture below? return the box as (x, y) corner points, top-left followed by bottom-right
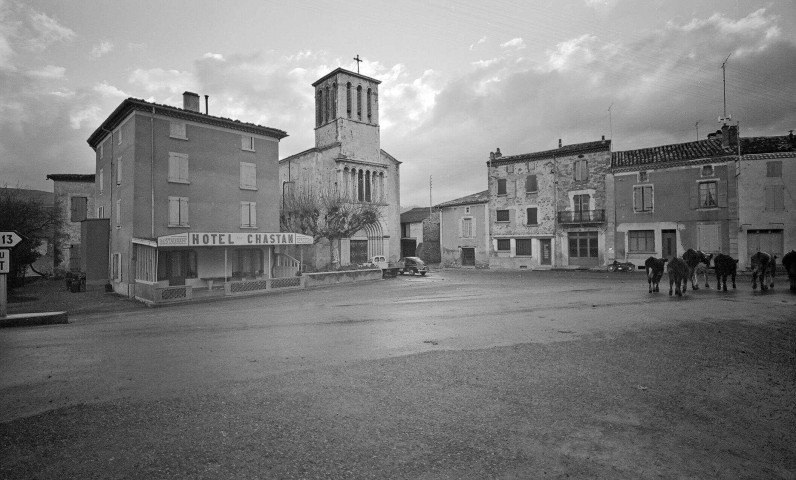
(28, 10), (75, 52)
(25, 64), (65, 79)
(129, 67), (196, 96)
(500, 38), (526, 49)
(69, 105), (101, 129)
(584, 0), (618, 11)
(202, 52), (225, 61)
(90, 40), (113, 59)
(469, 35), (487, 51)
(93, 81), (127, 98)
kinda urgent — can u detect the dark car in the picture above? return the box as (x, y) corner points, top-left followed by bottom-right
(398, 257), (428, 276)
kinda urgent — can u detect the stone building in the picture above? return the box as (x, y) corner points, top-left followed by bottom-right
(279, 68), (401, 268)
(487, 138), (613, 269)
(436, 190), (490, 268)
(46, 174), (95, 273)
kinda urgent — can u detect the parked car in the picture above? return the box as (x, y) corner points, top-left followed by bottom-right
(398, 257), (428, 276)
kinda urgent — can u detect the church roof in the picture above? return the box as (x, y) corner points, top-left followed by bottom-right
(312, 67), (382, 87)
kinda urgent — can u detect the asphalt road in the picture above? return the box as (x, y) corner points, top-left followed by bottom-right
(1, 269), (795, 478)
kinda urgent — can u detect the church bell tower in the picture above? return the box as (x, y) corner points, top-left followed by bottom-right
(312, 68), (381, 162)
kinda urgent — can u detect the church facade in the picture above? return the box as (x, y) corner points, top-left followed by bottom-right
(279, 68), (401, 268)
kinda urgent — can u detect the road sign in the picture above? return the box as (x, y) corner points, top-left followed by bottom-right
(0, 231), (22, 248)
(0, 249), (8, 274)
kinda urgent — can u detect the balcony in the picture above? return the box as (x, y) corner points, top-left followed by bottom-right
(557, 209), (606, 225)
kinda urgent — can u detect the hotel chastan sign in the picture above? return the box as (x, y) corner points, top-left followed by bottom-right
(157, 232), (313, 247)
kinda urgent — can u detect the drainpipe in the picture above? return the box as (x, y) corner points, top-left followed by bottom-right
(100, 126), (114, 287)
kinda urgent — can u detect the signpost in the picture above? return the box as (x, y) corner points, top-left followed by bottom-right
(0, 231), (22, 318)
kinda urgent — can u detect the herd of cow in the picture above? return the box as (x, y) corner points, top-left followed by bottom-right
(643, 249), (796, 297)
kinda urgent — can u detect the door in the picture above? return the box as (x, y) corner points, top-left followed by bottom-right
(661, 230), (676, 260)
(168, 251), (186, 286)
(461, 248), (475, 266)
(350, 240), (368, 264)
(540, 239), (552, 265)
(568, 231), (599, 267)
(573, 194), (590, 222)
(747, 230), (784, 265)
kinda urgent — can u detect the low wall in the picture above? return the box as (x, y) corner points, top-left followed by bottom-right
(304, 268), (382, 288)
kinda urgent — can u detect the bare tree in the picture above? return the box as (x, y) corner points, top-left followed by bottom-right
(0, 186), (66, 291)
(281, 182), (381, 267)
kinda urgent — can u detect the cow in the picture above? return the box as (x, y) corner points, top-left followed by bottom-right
(782, 250), (796, 292)
(682, 249), (713, 291)
(667, 257), (689, 297)
(644, 257), (666, 293)
(713, 253), (738, 292)
(751, 251), (777, 292)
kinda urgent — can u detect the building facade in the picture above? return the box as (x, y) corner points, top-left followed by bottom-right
(736, 134), (796, 269)
(279, 68), (401, 268)
(46, 174), (95, 274)
(437, 190), (489, 268)
(86, 92), (294, 297)
(610, 126), (739, 266)
(487, 139), (612, 269)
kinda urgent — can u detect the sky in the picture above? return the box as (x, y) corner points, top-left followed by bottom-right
(1, 0), (795, 207)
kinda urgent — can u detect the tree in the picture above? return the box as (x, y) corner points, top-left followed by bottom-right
(0, 186), (66, 291)
(280, 182), (381, 268)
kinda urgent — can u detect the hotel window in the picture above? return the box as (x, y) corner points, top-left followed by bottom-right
(496, 209), (509, 222)
(168, 196), (189, 227)
(698, 181), (717, 208)
(235, 249), (263, 277)
(170, 121), (187, 139)
(99, 168), (104, 193)
(516, 239), (532, 256)
(240, 162), (257, 190)
(766, 161), (782, 177)
(628, 230), (655, 253)
(574, 159), (589, 181)
(525, 174), (537, 193)
(116, 158), (122, 185)
(765, 186), (785, 211)
(168, 153), (189, 183)
(526, 207), (538, 225)
(497, 179), (507, 195)
(157, 250), (197, 281)
(496, 239), (510, 251)
(241, 135), (255, 152)
(633, 185), (653, 212)
(461, 217), (474, 238)
(241, 201), (257, 228)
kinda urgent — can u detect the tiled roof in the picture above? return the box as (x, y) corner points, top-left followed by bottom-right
(612, 139), (735, 169)
(401, 207), (432, 224)
(612, 135), (796, 171)
(489, 140), (611, 166)
(46, 174), (95, 183)
(740, 135), (796, 154)
(87, 98), (288, 148)
(435, 190), (489, 208)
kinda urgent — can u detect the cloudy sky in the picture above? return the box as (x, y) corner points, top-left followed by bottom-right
(2, 0), (795, 207)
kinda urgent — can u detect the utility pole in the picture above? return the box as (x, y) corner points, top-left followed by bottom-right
(429, 175), (433, 217)
(608, 103), (613, 141)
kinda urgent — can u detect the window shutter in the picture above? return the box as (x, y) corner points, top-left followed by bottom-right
(169, 198), (179, 225)
(526, 175), (537, 193)
(717, 180), (727, 208)
(250, 203), (256, 226)
(169, 155), (178, 181)
(633, 187), (642, 211)
(180, 156), (189, 181)
(181, 198), (188, 225)
(241, 203), (247, 226)
(458, 218), (463, 237)
(645, 186), (654, 210)
(116, 158), (122, 185)
(775, 186), (784, 210)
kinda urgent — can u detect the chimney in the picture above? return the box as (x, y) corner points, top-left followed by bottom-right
(721, 124), (739, 149)
(204, 95), (209, 115)
(601, 135), (605, 141)
(558, 139), (562, 148)
(183, 91), (200, 112)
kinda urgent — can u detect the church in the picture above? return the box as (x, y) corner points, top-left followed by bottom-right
(279, 67), (401, 268)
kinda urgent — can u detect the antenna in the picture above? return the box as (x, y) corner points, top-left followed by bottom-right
(608, 103), (613, 141)
(721, 53), (731, 121)
(695, 121), (699, 140)
(429, 175), (433, 217)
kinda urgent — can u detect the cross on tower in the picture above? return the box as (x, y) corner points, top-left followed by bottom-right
(353, 54), (362, 74)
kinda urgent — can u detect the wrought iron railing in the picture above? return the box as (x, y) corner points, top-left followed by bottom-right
(557, 209), (606, 224)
